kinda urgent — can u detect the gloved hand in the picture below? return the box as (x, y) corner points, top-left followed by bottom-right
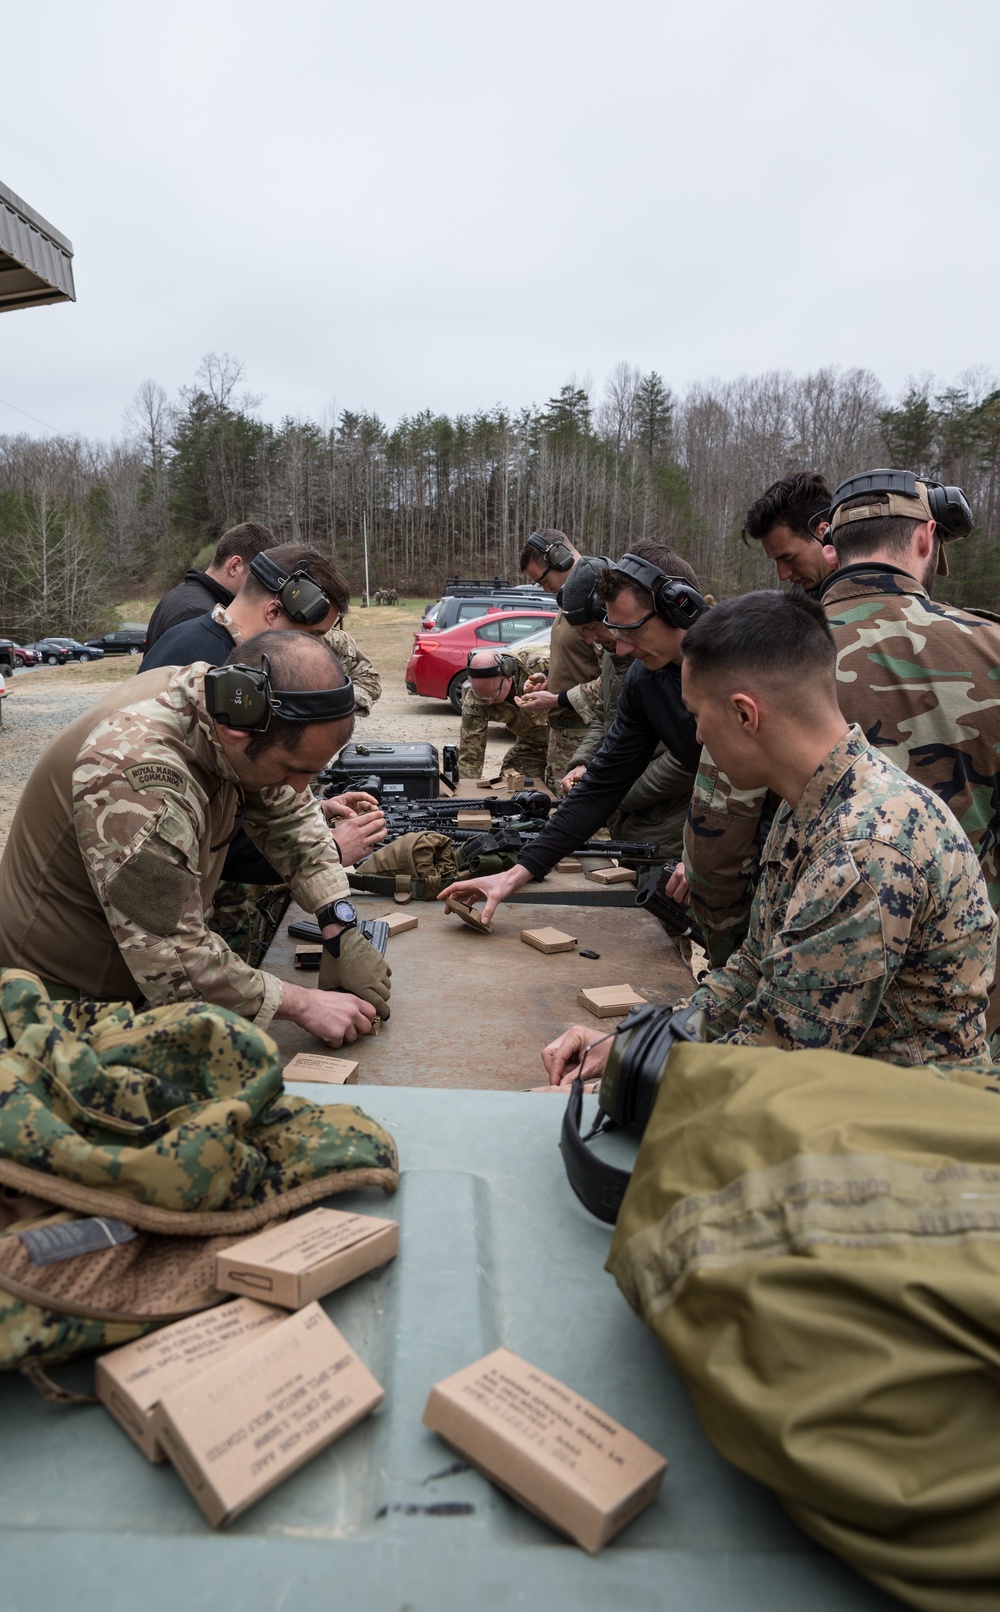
(319, 928), (392, 1019)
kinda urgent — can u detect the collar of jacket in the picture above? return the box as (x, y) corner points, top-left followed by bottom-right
(770, 724), (869, 851)
(187, 568), (234, 607)
(818, 561), (926, 605)
(165, 663), (244, 786)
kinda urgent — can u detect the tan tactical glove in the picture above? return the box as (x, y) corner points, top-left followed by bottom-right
(319, 928), (392, 1020)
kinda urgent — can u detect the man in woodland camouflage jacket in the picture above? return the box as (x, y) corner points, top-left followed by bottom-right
(543, 592), (996, 1086)
(685, 471), (1000, 1036)
(0, 633), (386, 1048)
(458, 645), (551, 781)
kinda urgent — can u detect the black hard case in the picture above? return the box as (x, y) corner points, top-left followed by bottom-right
(325, 741), (440, 800)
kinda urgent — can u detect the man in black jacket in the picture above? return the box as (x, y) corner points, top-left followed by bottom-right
(144, 523), (275, 650)
(440, 546), (706, 922)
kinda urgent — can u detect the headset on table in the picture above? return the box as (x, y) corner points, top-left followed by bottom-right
(525, 530), (576, 575)
(609, 553), (708, 629)
(249, 553), (334, 626)
(466, 650), (519, 681)
(558, 555), (614, 626)
(204, 653), (355, 732)
(812, 469), (974, 544)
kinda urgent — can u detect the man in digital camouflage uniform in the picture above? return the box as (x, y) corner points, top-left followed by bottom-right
(458, 646), (551, 781)
(516, 530), (602, 794)
(561, 549), (698, 860)
(0, 632), (389, 1048)
(684, 469), (1000, 1039)
(544, 591), (995, 1084)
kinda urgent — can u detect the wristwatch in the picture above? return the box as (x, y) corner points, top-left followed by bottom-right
(317, 899), (358, 958)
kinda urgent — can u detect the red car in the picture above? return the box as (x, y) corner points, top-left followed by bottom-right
(405, 610), (553, 712)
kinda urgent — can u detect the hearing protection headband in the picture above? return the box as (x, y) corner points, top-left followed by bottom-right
(609, 553), (707, 630)
(818, 470), (974, 543)
(249, 553), (333, 626)
(466, 651), (518, 680)
(558, 555), (613, 626)
(204, 655), (355, 732)
(525, 530), (576, 573)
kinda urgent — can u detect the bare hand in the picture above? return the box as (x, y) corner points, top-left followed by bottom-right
(542, 1024), (612, 1087)
(663, 864), (690, 904)
(522, 672), (548, 693)
(277, 980), (377, 1046)
(321, 790), (380, 820)
(515, 690), (560, 712)
(331, 808), (387, 865)
(561, 764), (586, 792)
(438, 863), (532, 923)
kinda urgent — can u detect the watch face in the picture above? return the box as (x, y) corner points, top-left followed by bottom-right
(332, 899), (357, 925)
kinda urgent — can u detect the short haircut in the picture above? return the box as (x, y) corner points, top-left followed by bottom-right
(241, 542), (351, 617)
(681, 590), (836, 689)
(519, 528), (571, 573)
(594, 540), (700, 609)
(224, 629), (351, 759)
(828, 494), (923, 565)
(212, 522), (276, 567)
(741, 472), (831, 545)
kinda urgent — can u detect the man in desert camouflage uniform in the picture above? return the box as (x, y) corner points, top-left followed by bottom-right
(458, 646), (551, 781)
(685, 470), (1000, 1036)
(0, 632), (389, 1048)
(516, 530), (603, 794)
(323, 624), (381, 714)
(543, 592), (995, 1086)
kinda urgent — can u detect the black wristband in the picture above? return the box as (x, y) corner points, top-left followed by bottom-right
(557, 689), (571, 709)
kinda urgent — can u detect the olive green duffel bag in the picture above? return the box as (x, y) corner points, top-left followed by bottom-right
(607, 1041), (1000, 1612)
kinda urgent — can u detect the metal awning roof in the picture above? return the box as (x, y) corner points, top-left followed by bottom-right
(0, 179), (75, 312)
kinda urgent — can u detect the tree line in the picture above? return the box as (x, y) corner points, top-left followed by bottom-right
(1, 353), (999, 641)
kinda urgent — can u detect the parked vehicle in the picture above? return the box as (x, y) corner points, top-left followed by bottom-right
(84, 626), (147, 657)
(0, 639), (40, 668)
(24, 638), (71, 666)
(420, 578), (555, 633)
(38, 637), (106, 663)
(406, 609), (555, 712)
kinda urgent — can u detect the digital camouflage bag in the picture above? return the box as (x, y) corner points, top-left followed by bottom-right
(608, 1040), (1000, 1612)
(0, 969), (397, 1377)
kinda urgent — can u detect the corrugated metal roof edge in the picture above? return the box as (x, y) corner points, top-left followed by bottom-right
(0, 179), (73, 256)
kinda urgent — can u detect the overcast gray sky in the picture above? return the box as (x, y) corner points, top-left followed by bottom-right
(3, 0), (997, 441)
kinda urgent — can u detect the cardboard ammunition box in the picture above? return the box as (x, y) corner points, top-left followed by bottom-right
(456, 809), (493, 828)
(521, 927), (577, 955)
(379, 910), (419, 936)
(577, 985), (648, 1018)
(422, 1347), (666, 1553)
(445, 896), (493, 933)
(294, 943), (322, 969)
(96, 1298), (285, 1462)
(584, 866), (636, 885)
(154, 1303), (384, 1528)
(475, 778), (495, 789)
(215, 1207), (398, 1308)
(556, 858), (582, 873)
(282, 1052), (359, 1085)
(501, 771), (525, 791)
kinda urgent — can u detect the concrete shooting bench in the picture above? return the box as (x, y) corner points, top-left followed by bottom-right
(0, 1083), (897, 1610)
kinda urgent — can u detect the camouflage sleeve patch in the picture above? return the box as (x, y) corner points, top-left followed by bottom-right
(106, 849), (198, 935)
(123, 762), (188, 795)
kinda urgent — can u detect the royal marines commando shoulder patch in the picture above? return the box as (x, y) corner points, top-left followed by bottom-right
(123, 762), (188, 795)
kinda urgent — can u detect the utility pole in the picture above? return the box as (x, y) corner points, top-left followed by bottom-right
(362, 512), (370, 607)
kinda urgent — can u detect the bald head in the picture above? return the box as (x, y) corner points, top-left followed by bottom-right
(223, 629), (352, 761)
(466, 648), (514, 705)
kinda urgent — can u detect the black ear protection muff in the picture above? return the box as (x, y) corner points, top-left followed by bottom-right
(205, 655), (356, 732)
(823, 469), (974, 543)
(249, 553), (334, 625)
(559, 1004), (707, 1224)
(466, 651), (518, 680)
(526, 530), (575, 574)
(558, 555), (613, 626)
(610, 553), (708, 629)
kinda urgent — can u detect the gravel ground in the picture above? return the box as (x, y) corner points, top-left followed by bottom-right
(0, 624), (515, 854)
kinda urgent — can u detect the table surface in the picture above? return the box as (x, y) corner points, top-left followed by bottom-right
(0, 1086), (898, 1612)
(267, 886), (694, 1085)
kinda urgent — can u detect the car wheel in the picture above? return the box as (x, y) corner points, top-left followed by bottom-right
(128, 645), (140, 656)
(78, 652), (91, 662)
(448, 673), (470, 714)
(47, 654), (60, 665)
